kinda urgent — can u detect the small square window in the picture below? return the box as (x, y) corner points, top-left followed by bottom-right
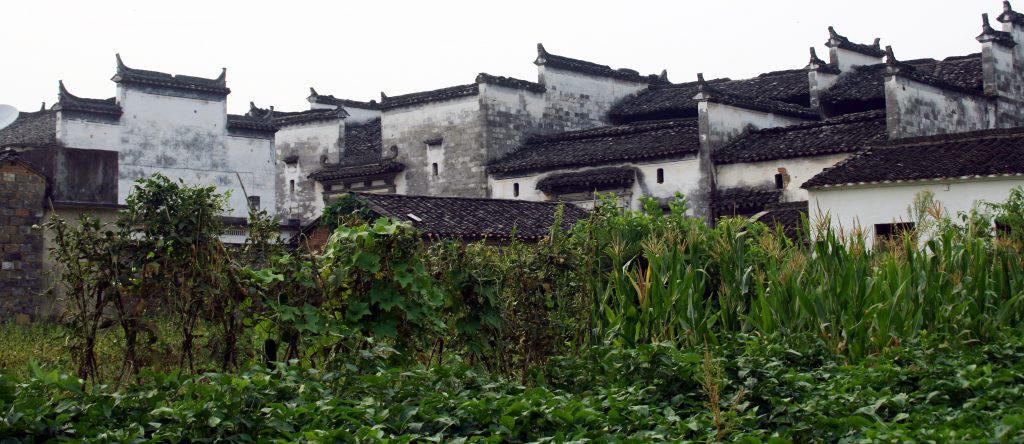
(656, 168), (664, 184)
(875, 222), (915, 243)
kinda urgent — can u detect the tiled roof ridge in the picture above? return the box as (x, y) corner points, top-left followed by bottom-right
(307, 159), (404, 181)
(998, 1), (1024, 26)
(248, 103), (345, 126)
(825, 26), (885, 58)
(647, 77), (731, 90)
(355, 191), (580, 208)
(308, 88), (380, 109)
(475, 73), (546, 93)
(884, 46), (986, 96)
(524, 118), (698, 144)
(535, 166), (637, 193)
(112, 54), (230, 95)
(227, 114), (277, 132)
(745, 109), (884, 135)
(53, 81), (123, 117)
(696, 74), (820, 120)
(876, 126), (1024, 148)
(380, 83), (480, 110)
(535, 43), (669, 85)
(978, 13), (1016, 47)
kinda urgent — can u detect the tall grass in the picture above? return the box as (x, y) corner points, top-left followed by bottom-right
(579, 194), (1024, 359)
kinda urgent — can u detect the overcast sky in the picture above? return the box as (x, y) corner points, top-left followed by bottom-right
(0, 1), (996, 115)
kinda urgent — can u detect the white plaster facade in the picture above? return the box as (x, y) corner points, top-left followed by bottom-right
(808, 178), (1024, 248)
(715, 153), (850, 203)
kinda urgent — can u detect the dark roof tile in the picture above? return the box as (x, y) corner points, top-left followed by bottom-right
(536, 167), (636, 194)
(53, 81), (122, 117)
(753, 200), (809, 239)
(476, 73), (546, 93)
(713, 110), (886, 164)
(825, 26), (885, 57)
(535, 44), (668, 85)
(226, 114), (276, 132)
(488, 118), (700, 176)
(610, 69), (811, 123)
(111, 54), (230, 95)
(803, 127), (1024, 188)
(308, 160), (404, 181)
(308, 88), (380, 109)
(714, 188), (782, 215)
(353, 193), (589, 240)
(344, 118), (382, 158)
(0, 110), (57, 148)
(380, 83), (479, 110)
(821, 54), (982, 111)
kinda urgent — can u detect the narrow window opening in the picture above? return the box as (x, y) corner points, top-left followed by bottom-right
(774, 173), (785, 189)
(247, 196), (261, 211)
(513, 183), (520, 197)
(432, 163), (439, 176)
(289, 179), (295, 194)
(363, 180), (372, 188)
(656, 168), (664, 184)
(875, 222), (915, 243)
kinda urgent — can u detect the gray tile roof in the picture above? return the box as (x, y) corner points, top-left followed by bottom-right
(535, 167), (637, 194)
(111, 54), (230, 95)
(0, 111), (57, 148)
(713, 110), (886, 164)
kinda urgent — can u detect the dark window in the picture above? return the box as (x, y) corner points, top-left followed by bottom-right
(875, 222), (915, 242)
(996, 221), (1012, 238)
(513, 183), (520, 197)
(657, 168), (664, 184)
(364, 180), (372, 188)
(432, 163), (439, 176)
(289, 180), (295, 194)
(247, 196), (260, 211)
(774, 173), (785, 189)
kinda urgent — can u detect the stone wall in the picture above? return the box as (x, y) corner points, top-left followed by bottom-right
(0, 160), (46, 321)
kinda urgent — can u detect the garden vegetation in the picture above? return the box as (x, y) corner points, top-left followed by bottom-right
(2, 175), (1024, 442)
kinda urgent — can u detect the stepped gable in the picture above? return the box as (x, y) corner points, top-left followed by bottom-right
(535, 43), (668, 85)
(826, 26), (885, 57)
(308, 88), (380, 109)
(714, 188), (783, 215)
(352, 192), (590, 241)
(475, 73), (546, 93)
(802, 127), (1024, 188)
(0, 110), (57, 148)
(535, 167), (637, 194)
(713, 110), (886, 164)
(380, 83), (480, 110)
(609, 69), (811, 123)
(53, 81), (122, 117)
(821, 54), (982, 112)
(487, 118), (700, 176)
(753, 201), (809, 239)
(111, 54), (230, 95)
(247, 103), (344, 126)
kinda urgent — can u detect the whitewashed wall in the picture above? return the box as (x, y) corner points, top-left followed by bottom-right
(830, 48), (882, 72)
(57, 86), (276, 218)
(808, 178), (1024, 248)
(275, 119), (342, 222)
(539, 67), (648, 130)
(885, 76), (993, 138)
(715, 153), (850, 202)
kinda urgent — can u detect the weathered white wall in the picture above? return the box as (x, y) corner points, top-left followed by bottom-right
(344, 106), (381, 125)
(479, 84), (546, 162)
(700, 102), (814, 150)
(383, 95), (485, 197)
(885, 75), (993, 139)
(715, 153), (850, 202)
(488, 157), (700, 211)
(808, 178), (1024, 248)
(57, 86), (276, 218)
(539, 67), (648, 131)
(275, 120), (342, 222)
(830, 48), (882, 72)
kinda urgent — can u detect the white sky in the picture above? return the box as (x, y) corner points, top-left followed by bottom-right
(0, 0), (995, 115)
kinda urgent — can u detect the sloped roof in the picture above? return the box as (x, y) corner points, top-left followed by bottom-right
(352, 193), (590, 240)
(695, 76), (819, 120)
(713, 110), (887, 164)
(714, 188), (782, 215)
(820, 54), (982, 111)
(609, 69), (811, 123)
(535, 44), (668, 85)
(111, 54), (230, 95)
(343, 118), (382, 158)
(308, 159), (405, 182)
(536, 167), (637, 194)
(380, 83), (480, 110)
(803, 128), (1024, 188)
(488, 118), (700, 176)
(226, 114), (276, 132)
(753, 201), (809, 239)
(0, 110), (57, 148)
(825, 26), (885, 57)
(308, 88), (381, 109)
(53, 81), (122, 117)
(476, 73), (546, 93)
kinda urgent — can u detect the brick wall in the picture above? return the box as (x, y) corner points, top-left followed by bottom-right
(1, 160), (46, 321)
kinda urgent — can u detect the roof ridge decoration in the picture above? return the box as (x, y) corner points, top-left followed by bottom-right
(534, 43), (669, 85)
(807, 47), (841, 74)
(226, 113), (277, 133)
(999, 1), (1024, 26)
(978, 13), (1017, 47)
(53, 80), (123, 117)
(112, 54), (230, 95)
(884, 45), (988, 97)
(308, 87), (380, 109)
(475, 73), (546, 93)
(825, 26), (885, 58)
(693, 73), (819, 120)
(249, 101), (347, 126)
